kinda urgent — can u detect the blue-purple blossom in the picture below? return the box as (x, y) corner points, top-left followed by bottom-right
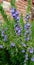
(24, 34), (31, 41)
(17, 29), (21, 35)
(24, 24), (27, 29)
(25, 30), (31, 36)
(31, 57), (34, 62)
(16, 16), (20, 21)
(15, 11), (19, 15)
(25, 13), (30, 22)
(0, 45), (3, 49)
(24, 23), (31, 30)
(12, 13), (16, 18)
(22, 43), (27, 47)
(11, 8), (16, 18)
(15, 25), (20, 31)
(24, 29), (32, 41)
(21, 49), (25, 53)
(26, 23), (30, 27)
(25, 17), (29, 22)
(24, 14), (31, 41)
(15, 24), (22, 36)
(25, 54), (28, 60)
(1, 30), (4, 37)
(25, 30), (29, 34)
(26, 14), (30, 19)
(11, 8), (16, 14)
(10, 42), (15, 47)
(29, 48), (33, 54)
(11, 8), (20, 22)
(24, 16), (32, 42)
(4, 35), (8, 42)
(25, 37), (30, 41)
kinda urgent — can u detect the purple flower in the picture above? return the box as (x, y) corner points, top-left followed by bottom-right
(24, 24), (27, 29)
(26, 23), (30, 27)
(25, 17), (28, 22)
(21, 49), (25, 53)
(1, 30), (4, 37)
(24, 30), (31, 41)
(0, 45), (3, 49)
(25, 13), (30, 22)
(26, 14), (30, 19)
(24, 31), (30, 37)
(24, 14), (31, 42)
(15, 11), (19, 15)
(29, 48), (33, 54)
(24, 23), (31, 30)
(12, 13), (16, 18)
(16, 16), (20, 21)
(31, 57), (34, 62)
(25, 14), (30, 22)
(11, 8), (16, 14)
(25, 37), (30, 41)
(11, 8), (20, 22)
(16, 28), (21, 36)
(22, 43), (27, 47)
(11, 8), (16, 19)
(17, 29), (21, 33)
(13, 15), (20, 22)
(4, 35), (8, 42)
(10, 42), (15, 47)
(25, 54), (28, 60)
(26, 30), (30, 34)
(16, 33), (20, 36)
(15, 25), (20, 31)
(15, 24), (21, 36)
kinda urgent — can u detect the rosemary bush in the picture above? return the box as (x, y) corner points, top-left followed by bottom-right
(0, 0), (34, 65)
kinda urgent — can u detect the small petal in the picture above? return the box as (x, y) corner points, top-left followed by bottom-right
(29, 48), (33, 54)
(0, 45), (3, 49)
(31, 57), (34, 62)
(10, 42), (15, 47)
(4, 35), (8, 42)
(11, 8), (16, 13)
(1, 30), (4, 37)
(15, 11), (19, 15)
(21, 50), (25, 53)
(22, 43), (27, 47)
